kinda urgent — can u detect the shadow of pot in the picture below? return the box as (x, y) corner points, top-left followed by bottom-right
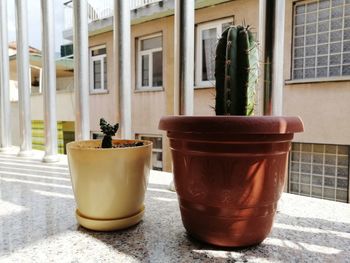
(159, 116), (303, 247)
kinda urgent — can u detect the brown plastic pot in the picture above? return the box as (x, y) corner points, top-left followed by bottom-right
(159, 116), (303, 247)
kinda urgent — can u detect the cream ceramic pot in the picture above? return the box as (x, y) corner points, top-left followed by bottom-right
(67, 139), (152, 231)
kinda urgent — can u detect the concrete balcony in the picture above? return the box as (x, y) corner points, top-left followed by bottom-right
(0, 152), (349, 261)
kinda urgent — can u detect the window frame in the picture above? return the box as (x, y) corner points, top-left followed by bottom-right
(136, 33), (163, 91)
(291, 0), (350, 82)
(136, 133), (163, 171)
(195, 18), (234, 88)
(89, 44), (108, 94)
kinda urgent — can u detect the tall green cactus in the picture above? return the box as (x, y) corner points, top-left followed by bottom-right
(215, 25), (259, 116)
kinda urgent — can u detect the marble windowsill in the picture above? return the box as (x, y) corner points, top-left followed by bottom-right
(0, 151), (349, 262)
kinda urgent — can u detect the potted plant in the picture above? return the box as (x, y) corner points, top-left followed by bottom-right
(159, 25), (304, 247)
(67, 118), (152, 231)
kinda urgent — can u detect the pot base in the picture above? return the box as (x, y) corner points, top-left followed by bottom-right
(76, 205), (145, 231)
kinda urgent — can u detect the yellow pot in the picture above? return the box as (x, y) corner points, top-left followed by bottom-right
(67, 139), (152, 231)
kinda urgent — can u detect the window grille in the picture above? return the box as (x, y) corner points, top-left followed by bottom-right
(289, 143), (349, 203)
(292, 0), (350, 80)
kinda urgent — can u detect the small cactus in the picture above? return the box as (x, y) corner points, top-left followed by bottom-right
(100, 118), (119, 148)
(215, 25), (259, 115)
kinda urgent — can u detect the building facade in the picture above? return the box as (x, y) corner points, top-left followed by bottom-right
(62, 0), (350, 202)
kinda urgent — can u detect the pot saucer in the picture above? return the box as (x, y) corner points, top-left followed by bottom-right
(76, 205), (145, 231)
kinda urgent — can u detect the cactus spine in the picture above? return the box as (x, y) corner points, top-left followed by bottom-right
(215, 25), (258, 116)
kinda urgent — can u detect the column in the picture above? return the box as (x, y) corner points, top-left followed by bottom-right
(260, 0), (286, 116)
(0, 0), (11, 151)
(114, 0), (132, 138)
(73, 0), (90, 141)
(15, 0), (32, 156)
(175, 0), (194, 115)
(41, 0), (59, 162)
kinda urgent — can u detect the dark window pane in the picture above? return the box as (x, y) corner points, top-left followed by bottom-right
(295, 37), (304, 47)
(305, 57), (316, 67)
(317, 56), (328, 66)
(337, 178), (349, 189)
(293, 69), (303, 79)
(142, 55), (149, 86)
(295, 48), (304, 58)
(305, 46), (316, 56)
(312, 186), (322, 197)
(306, 35), (316, 45)
(332, 0), (344, 6)
(318, 33), (329, 44)
(343, 41), (350, 52)
(312, 164), (324, 175)
(306, 23), (317, 34)
(295, 26), (305, 36)
(92, 48), (106, 56)
(317, 67), (328, 77)
(342, 65), (350, 75)
(141, 36), (162, 51)
(330, 30), (342, 42)
(301, 174), (311, 184)
(294, 58), (304, 68)
(305, 68), (316, 78)
(330, 54), (341, 65)
(300, 184), (311, 195)
(324, 177), (335, 187)
(344, 29), (350, 40)
(307, 2), (318, 12)
(295, 14), (305, 25)
(338, 155), (349, 166)
(93, 60), (101, 90)
(345, 17), (350, 28)
(103, 57), (107, 89)
(152, 51), (163, 87)
(325, 154), (336, 165)
(343, 53), (350, 63)
(324, 188), (335, 199)
(331, 6), (343, 18)
(291, 173), (299, 182)
(331, 18), (343, 30)
(329, 66), (341, 76)
(318, 21), (329, 32)
(318, 9), (330, 21)
(330, 42), (342, 53)
(306, 12), (317, 23)
(319, 0), (330, 9)
(202, 28), (217, 81)
(296, 4), (306, 14)
(317, 44), (329, 55)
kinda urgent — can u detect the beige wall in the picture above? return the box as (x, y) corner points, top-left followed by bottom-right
(283, 0), (350, 145)
(85, 0), (350, 172)
(88, 32), (117, 133)
(131, 16), (173, 171)
(193, 0), (259, 116)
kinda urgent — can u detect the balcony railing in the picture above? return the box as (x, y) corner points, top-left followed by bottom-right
(63, 0), (163, 30)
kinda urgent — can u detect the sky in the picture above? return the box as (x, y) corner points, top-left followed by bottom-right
(7, 0), (69, 53)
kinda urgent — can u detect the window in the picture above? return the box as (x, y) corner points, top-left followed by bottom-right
(137, 34), (163, 90)
(292, 0), (350, 80)
(136, 134), (163, 171)
(91, 132), (104, 139)
(89, 45), (107, 93)
(289, 143), (349, 203)
(196, 18), (233, 87)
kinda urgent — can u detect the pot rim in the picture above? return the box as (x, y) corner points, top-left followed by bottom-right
(66, 139), (152, 151)
(159, 116), (304, 134)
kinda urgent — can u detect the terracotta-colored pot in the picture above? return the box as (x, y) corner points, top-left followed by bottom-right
(159, 116), (303, 247)
(67, 139), (152, 231)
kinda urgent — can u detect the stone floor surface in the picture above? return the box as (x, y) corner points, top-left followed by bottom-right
(0, 151), (349, 262)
